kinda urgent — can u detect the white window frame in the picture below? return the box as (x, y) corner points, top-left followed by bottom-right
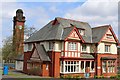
(102, 61), (107, 73)
(68, 42), (77, 51)
(105, 45), (110, 53)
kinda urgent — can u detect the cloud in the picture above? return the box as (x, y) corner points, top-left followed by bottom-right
(64, 0), (119, 37)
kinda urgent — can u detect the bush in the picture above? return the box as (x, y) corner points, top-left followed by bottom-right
(65, 75), (73, 78)
(60, 75), (64, 78)
(110, 76), (116, 79)
(73, 75), (81, 78)
(94, 75), (104, 79)
(116, 74), (120, 79)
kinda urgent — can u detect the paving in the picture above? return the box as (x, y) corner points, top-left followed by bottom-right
(2, 70), (46, 78)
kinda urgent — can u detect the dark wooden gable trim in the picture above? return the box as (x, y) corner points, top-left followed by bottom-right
(98, 25), (119, 44)
(65, 26), (85, 43)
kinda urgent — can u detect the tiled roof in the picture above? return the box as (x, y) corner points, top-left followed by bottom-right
(15, 54), (24, 61)
(25, 17), (92, 43)
(81, 54), (94, 59)
(101, 57), (116, 60)
(92, 25), (110, 43)
(30, 43), (51, 62)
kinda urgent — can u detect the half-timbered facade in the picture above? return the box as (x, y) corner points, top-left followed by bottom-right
(23, 17), (118, 78)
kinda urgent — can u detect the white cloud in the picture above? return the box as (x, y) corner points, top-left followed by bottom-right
(64, 0), (119, 37)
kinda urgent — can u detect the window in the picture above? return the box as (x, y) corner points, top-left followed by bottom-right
(91, 61), (94, 71)
(82, 44), (87, 52)
(64, 61), (79, 73)
(60, 61), (63, 72)
(68, 42), (77, 51)
(79, 29), (85, 36)
(81, 61), (84, 72)
(28, 43), (33, 51)
(102, 60), (115, 73)
(46, 64), (48, 70)
(102, 61), (107, 73)
(49, 42), (54, 50)
(86, 61), (90, 68)
(24, 44), (28, 52)
(108, 61), (115, 73)
(105, 45), (110, 52)
(106, 34), (112, 39)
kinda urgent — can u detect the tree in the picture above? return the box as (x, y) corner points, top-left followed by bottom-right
(24, 25), (37, 40)
(2, 36), (15, 62)
(2, 26), (37, 63)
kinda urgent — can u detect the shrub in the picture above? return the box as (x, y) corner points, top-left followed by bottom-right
(65, 74), (73, 78)
(73, 75), (81, 78)
(116, 74), (120, 79)
(94, 75), (104, 79)
(60, 75), (64, 78)
(110, 76), (116, 79)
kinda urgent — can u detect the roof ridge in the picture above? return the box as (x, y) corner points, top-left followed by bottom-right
(92, 24), (110, 29)
(56, 17), (88, 24)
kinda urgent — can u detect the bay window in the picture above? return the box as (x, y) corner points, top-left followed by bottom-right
(65, 61), (79, 73)
(102, 60), (115, 73)
(60, 61), (95, 73)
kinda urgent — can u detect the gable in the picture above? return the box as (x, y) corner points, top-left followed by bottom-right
(102, 28), (116, 43)
(31, 48), (39, 59)
(67, 29), (80, 40)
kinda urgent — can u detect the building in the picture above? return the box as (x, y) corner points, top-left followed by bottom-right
(117, 44), (120, 73)
(13, 9), (25, 71)
(23, 17), (118, 78)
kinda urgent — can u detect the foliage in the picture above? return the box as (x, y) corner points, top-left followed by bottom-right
(24, 25), (37, 38)
(94, 75), (104, 79)
(2, 36), (16, 62)
(2, 25), (37, 63)
(110, 76), (116, 79)
(60, 75), (81, 79)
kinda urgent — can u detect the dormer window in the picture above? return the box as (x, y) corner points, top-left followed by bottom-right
(106, 34), (112, 39)
(78, 29), (85, 36)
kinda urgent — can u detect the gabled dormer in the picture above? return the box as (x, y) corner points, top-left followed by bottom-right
(64, 26), (85, 42)
(101, 26), (118, 43)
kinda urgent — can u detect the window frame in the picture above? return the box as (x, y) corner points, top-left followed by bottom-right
(105, 45), (111, 53)
(82, 44), (87, 52)
(68, 42), (77, 51)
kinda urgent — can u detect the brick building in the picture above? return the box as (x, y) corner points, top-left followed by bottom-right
(23, 17), (118, 78)
(13, 9), (25, 70)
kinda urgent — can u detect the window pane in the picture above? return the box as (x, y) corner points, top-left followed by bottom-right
(82, 45), (87, 51)
(86, 61), (90, 67)
(91, 61), (94, 70)
(102, 61), (107, 73)
(105, 45), (110, 52)
(68, 42), (77, 50)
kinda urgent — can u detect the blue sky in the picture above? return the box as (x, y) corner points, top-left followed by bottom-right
(2, 2), (85, 39)
(1, 0), (119, 47)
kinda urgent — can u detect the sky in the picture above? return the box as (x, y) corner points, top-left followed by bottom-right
(0, 0), (119, 47)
